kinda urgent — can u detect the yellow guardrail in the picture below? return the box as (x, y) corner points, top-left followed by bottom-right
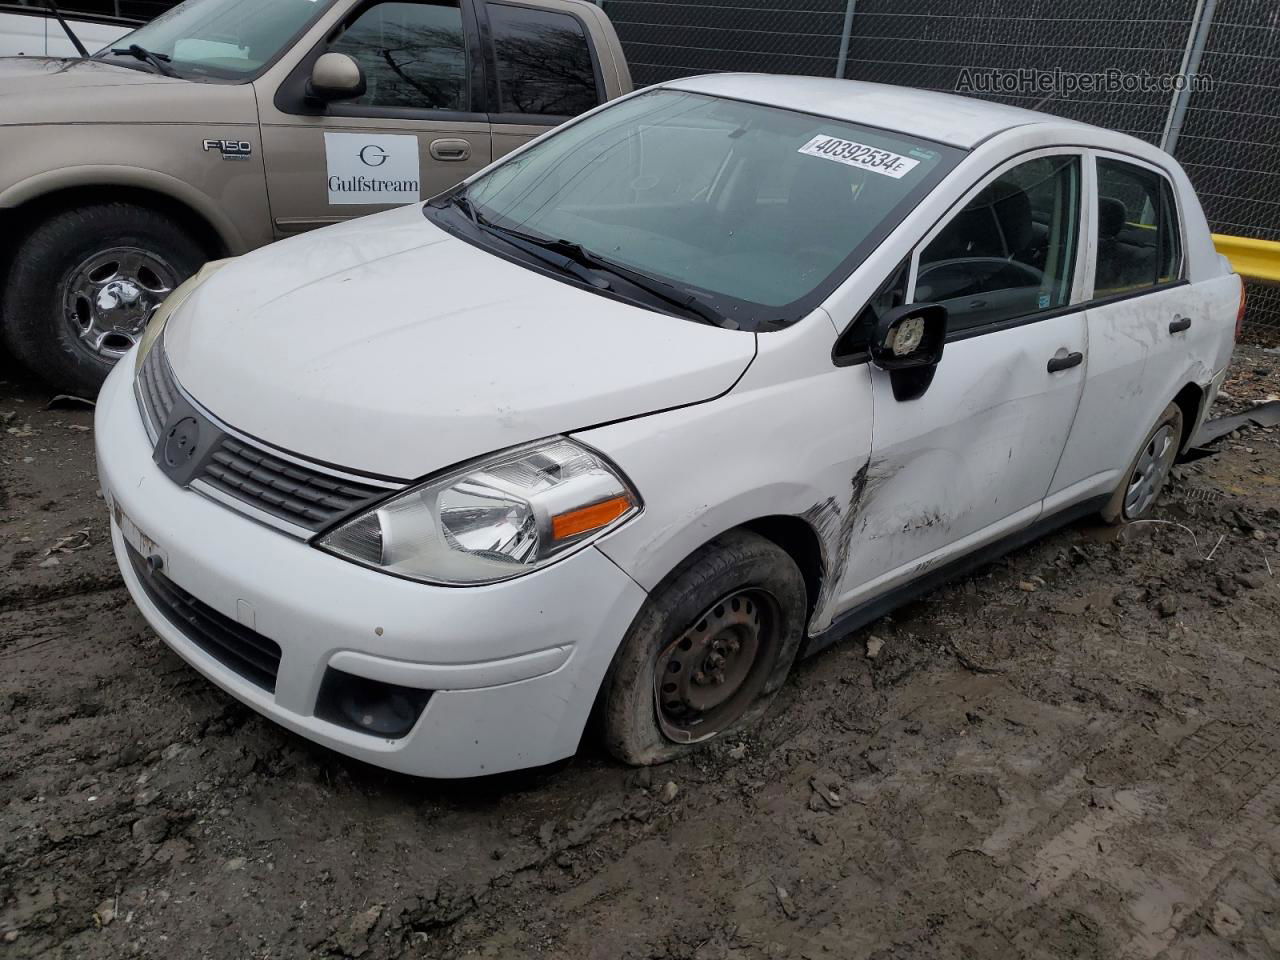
(1213, 234), (1280, 284)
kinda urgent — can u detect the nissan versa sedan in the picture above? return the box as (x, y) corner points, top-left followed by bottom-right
(96, 75), (1241, 776)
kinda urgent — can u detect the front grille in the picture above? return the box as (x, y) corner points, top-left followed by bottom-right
(198, 437), (390, 530)
(135, 343), (178, 441)
(133, 339), (397, 534)
(127, 544), (282, 692)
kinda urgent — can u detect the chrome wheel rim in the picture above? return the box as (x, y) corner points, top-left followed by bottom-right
(62, 247), (178, 361)
(654, 588), (779, 744)
(1124, 424), (1177, 519)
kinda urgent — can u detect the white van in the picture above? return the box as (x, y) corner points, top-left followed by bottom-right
(0, 4), (135, 57)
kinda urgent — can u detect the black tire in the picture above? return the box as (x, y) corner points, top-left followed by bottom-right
(601, 529), (807, 766)
(2, 203), (207, 396)
(1102, 401), (1184, 524)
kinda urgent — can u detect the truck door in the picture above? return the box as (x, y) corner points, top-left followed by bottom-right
(475, 0), (614, 162)
(256, 0), (492, 237)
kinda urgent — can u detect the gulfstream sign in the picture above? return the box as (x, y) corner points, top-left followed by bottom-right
(324, 132), (421, 205)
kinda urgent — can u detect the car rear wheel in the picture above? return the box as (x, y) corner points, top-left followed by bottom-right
(601, 529), (807, 766)
(1103, 402), (1184, 524)
(2, 203), (206, 396)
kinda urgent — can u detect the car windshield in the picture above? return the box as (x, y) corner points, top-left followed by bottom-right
(98, 0), (333, 80)
(457, 89), (960, 327)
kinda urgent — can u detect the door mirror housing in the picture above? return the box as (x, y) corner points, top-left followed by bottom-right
(307, 53), (367, 103)
(869, 303), (948, 371)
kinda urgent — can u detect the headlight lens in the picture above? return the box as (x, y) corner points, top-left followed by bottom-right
(316, 439), (641, 585)
(134, 258), (233, 373)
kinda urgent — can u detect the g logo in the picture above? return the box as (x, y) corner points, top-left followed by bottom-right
(163, 417), (201, 468)
(359, 144), (389, 167)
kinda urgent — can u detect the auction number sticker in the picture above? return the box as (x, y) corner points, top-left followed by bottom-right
(798, 135), (920, 179)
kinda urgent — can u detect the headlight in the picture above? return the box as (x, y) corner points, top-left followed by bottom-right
(134, 258), (233, 373)
(316, 439), (641, 585)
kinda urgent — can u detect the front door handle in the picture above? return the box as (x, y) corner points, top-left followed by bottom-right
(1047, 351), (1084, 373)
(430, 138), (472, 162)
(1169, 315), (1192, 334)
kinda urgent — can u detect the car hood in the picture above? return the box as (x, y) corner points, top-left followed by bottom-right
(0, 58), (250, 125)
(165, 205), (756, 480)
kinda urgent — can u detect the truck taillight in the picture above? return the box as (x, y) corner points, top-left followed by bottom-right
(1236, 280), (1248, 342)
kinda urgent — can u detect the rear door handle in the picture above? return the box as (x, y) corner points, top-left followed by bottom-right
(1047, 351), (1084, 373)
(1169, 315), (1192, 333)
(430, 138), (472, 162)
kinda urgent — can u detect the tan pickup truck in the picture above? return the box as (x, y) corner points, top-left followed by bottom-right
(0, 0), (631, 393)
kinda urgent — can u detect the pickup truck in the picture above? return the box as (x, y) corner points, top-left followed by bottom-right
(0, 0), (631, 394)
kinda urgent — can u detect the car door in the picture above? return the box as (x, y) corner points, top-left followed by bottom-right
(256, 0), (492, 237)
(476, 0), (611, 162)
(831, 150), (1091, 611)
(1048, 152), (1206, 503)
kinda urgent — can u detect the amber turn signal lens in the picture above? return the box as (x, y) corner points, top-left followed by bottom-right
(552, 495), (634, 541)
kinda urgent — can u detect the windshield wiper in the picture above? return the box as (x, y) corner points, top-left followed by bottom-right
(45, 0), (89, 58)
(521, 233), (734, 329)
(450, 201), (733, 329)
(110, 44), (178, 78)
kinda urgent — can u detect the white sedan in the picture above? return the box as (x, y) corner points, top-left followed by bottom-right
(96, 75), (1241, 777)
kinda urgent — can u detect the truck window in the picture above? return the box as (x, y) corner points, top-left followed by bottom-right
(486, 2), (600, 117)
(329, 1), (468, 111)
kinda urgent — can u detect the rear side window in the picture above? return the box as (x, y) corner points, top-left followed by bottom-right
(329, 0), (468, 112)
(487, 3), (600, 117)
(1095, 158), (1185, 297)
(914, 154), (1081, 332)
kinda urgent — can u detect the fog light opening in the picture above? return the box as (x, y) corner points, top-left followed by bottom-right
(315, 668), (432, 739)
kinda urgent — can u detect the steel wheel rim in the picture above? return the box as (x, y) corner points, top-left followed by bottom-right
(654, 587), (780, 744)
(61, 247), (179, 361)
(1124, 424), (1177, 519)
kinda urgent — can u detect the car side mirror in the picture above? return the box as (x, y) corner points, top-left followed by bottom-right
(869, 303), (948, 371)
(306, 53), (366, 103)
(869, 303), (948, 402)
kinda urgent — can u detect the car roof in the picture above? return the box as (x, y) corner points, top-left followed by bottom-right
(662, 74), (1092, 150)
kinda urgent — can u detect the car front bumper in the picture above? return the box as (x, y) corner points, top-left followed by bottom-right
(95, 359), (648, 778)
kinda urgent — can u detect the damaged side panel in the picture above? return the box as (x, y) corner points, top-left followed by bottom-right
(577, 315), (874, 638)
(826, 309), (1090, 616)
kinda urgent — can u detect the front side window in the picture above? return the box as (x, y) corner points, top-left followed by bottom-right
(914, 155), (1081, 332)
(328, 1), (467, 111)
(1095, 158), (1184, 297)
(96, 0), (335, 80)
(453, 90), (959, 327)
(487, 3), (600, 117)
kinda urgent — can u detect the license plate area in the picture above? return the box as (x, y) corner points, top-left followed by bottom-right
(111, 498), (168, 571)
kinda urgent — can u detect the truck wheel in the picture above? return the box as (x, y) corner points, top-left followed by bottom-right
(1102, 402), (1184, 524)
(2, 204), (207, 396)
(601, 530), (807, 766)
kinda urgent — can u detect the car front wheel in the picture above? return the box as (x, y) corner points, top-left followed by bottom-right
(2, 203), (206, 396)
(601, 529), (807, 766)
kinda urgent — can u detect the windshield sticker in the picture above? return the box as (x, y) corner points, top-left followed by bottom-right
(798, 135), (921, 179)
(325, 133), (422, 206)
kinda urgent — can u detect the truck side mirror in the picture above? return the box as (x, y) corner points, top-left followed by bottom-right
(307, 53), (366, 103)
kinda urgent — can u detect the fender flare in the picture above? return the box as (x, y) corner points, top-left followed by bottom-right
(0, 165), (246, 254)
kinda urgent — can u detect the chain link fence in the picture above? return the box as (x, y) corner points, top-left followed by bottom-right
(601, 0), (1280, 341)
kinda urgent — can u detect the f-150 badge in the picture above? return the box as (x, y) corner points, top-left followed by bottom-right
(202, 139), (253, 161)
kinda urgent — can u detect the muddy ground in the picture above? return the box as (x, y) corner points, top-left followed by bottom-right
(3, 344), (1280, 960)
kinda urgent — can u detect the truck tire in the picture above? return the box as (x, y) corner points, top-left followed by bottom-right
(2, 203), (207, 396)
(601, 529), (807, 766)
